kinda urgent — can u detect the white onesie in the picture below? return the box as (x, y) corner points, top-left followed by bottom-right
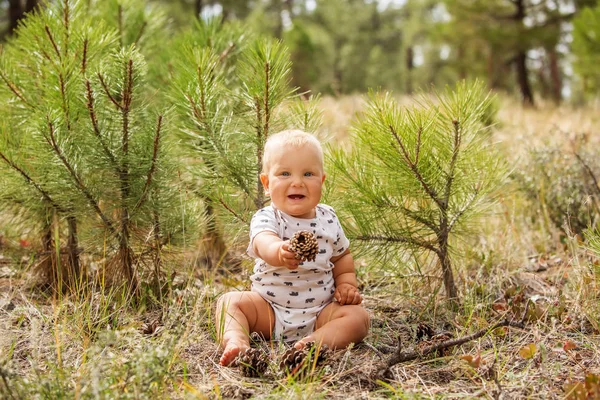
(248, 204), (350, 342)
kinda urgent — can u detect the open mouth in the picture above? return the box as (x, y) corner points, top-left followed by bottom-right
(288, 194), (305, 200)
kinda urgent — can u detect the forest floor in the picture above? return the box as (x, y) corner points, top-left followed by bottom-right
(0, 248), (599, 399)
(1, 97), (600, 399)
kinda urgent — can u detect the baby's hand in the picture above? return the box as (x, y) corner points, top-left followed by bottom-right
(278, 241), (300, 270)
(334, 283), (362, 305)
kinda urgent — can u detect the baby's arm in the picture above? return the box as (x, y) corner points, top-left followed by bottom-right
(252, 231), (300, 269)
(331, 249), (362, 305)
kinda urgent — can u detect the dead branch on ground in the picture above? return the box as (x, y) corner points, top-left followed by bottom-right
(375, 300), (531, 380)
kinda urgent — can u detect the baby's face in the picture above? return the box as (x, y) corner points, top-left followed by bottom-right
(260, 144), (325, 219)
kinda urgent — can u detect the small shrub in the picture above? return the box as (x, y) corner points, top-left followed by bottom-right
(515, 148), (600, 237)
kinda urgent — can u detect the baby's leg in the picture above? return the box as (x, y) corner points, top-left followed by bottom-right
(295, 302), (369, 350)
(216, 291), (275, 366)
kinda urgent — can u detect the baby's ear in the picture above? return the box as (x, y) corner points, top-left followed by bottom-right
(321, 174), (326, 184)
(260, 173), (270, 190)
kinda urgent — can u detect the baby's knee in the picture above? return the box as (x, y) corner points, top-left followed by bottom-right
(217, 291), (249, 311)
(355, 306), (370, 335)
(341, 305), (370, 336)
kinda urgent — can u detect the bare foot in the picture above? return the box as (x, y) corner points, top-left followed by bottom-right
(220, 340), (249, 366)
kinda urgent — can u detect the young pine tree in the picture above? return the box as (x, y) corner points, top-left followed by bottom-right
(0, 0), (185, 293)
(172, 21), (321, 267)
(329, 81), (506, 300)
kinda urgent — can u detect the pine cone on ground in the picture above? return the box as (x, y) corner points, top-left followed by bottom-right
(279, 341), (330, 375)
(288, 230), (319, 262)
(416, 322), (435, 341)
(236, 348), (269, 378)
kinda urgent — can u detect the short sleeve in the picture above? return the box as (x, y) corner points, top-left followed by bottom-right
(325, 206), (350, 256)
(247, 207), (280, 257)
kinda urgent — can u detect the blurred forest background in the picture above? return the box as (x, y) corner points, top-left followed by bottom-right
(2, 0), (599, 106)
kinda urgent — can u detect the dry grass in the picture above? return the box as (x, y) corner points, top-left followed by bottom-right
(1, 96), (600, 399)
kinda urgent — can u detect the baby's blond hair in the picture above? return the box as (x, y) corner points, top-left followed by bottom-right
(262, 130), (323, 173)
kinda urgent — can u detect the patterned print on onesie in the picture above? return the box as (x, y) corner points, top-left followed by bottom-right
(248, 204), (350, 341)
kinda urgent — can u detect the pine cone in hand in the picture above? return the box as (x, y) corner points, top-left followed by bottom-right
(279, 341), (330, 375)
(288, 230), (319, 262)
(236, 348), (269, 377)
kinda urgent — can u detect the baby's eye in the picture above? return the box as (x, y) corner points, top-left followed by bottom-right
(281, 171), (290, 176)
(304, 172), (314, 177)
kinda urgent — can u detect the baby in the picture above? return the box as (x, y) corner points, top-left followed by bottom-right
(216, 129), (369, 366)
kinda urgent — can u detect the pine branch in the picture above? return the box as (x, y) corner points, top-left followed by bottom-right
(186, 94), (252, 198)
(98, 73), (123, 110)
(0, 71), (33, 108)
(443, 119), (462, 208)
(263, 60), (271, 142)
(414, 126), (422, 165)
(58, 74), (71, 131)
(62, 0), (70, 58)
(219, 198), (248, 223)
(574, 151), (600, 198)
(394, 204), (440, 234)
(44, 117), (117, 236)
(123, 58), (134, 110)
(118, 60), (134, 251)
(81, 38), (88, 74)
(0, 150), (67, 214)
(355, 235), (438, 253)
(388, 123), (444, 210)
(33, 34), (53, 62)
(133, 21), (147, 47)
(255, 59), (272, 209)
(366, 194), (439, 234)
(44, 25), (62, 60)
(218, 42), (236, 63)
(255, 97), (265, 210)
(133, 114), (163, 213)
(85, 79), (118, 166)
(447, 187), (480, 234)
(194, 64), (210, 127)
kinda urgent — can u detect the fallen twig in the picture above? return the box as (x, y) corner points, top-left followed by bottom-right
(376, 301), (530, 380)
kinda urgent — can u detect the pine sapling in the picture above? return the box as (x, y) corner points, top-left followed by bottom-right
(330, 81), (506, 300)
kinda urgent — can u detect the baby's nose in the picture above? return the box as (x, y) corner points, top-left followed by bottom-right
(291, 176), (304, 186)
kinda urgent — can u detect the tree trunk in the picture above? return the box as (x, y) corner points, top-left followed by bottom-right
(438, 211), (458, 300)
(221, 6), (230, 22)
(487, 46), (495, 89)
(203, 202), (227, 269)
(438, 244), (458, 301)
(25, 0), (38, 13)
(67, 215), (81, 288)
(42, 219), (56, 286)
(548, 49), (562, 104)
(513, 0), (535, 106)
(457, 44), (466, 80)
(152, 207), (163, 298)
(6, 0), (39, 37)
(406, 46), (414, 94)
(274, 0), (284, 39)
(7, 0), (22, 36)
(537, 59), (550, 99)
(515, 51), (534, 106)
(195, 0), (203, 18)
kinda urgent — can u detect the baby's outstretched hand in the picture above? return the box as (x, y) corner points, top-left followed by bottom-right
(278, 241), (300, 270)
(334, 283), (362, 305)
